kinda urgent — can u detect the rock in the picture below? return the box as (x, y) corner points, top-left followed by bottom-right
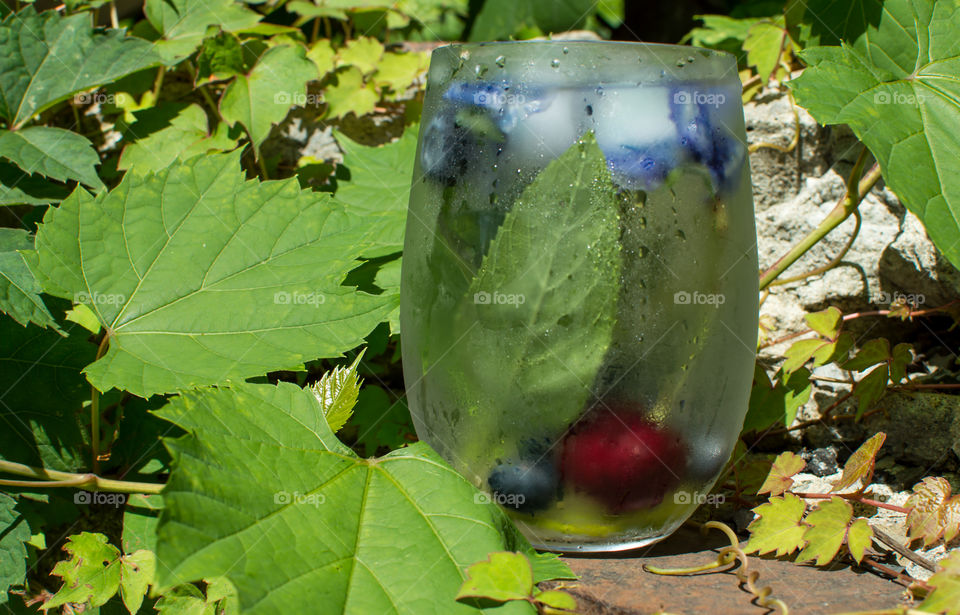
(862, 391), (960, 468)
(801, 446), (839, 477)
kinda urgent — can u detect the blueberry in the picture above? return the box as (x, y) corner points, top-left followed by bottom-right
(488, 460), (560, 514)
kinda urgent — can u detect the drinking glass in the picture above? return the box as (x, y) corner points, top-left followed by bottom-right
(400, 41), (758, 552)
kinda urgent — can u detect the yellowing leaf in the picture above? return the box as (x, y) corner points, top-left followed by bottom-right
(744, 20), (785, 84)
(805, 306), (842, 339)
(759, 451), (806, 496)
(45, 533), (121, 610)
(906, 477), (956, 547)
(832, 432), (885, 493)
(324, 66), (378, 119)
(456, 551), (533, 603)
(745, 493), (807, 557)
(307, 39), (336, 77)
(920, 550), (960, 615)
(846, 518), (872, 564)
(796, 497), (853, 566)
(373, 50), (428, 96)
(535, 588), (577, 611)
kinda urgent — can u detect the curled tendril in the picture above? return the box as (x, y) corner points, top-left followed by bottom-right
(643, 521), (790, 615)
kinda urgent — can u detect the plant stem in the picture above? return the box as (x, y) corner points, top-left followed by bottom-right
(0, 460), (163, 494)
(90, 332), (111, 474)
(152, 65), (166, 101)
(872, 526), (938, 573)
(109, 2), (119, 28)
(792, 491), (910, 514)
(759, 150), (881, 290)
(768, 209), (862, 287)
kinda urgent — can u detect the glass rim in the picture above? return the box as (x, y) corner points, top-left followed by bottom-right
(434, 39), (736, 61)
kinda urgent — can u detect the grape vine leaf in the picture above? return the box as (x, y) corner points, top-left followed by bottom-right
(0, 161), (70, 206)
(805, 306), (842, 339)
(309, 351), (364, 433)
(759, 451), (806, 496)
(743, 20), (785, 84)
(220, 45), (317, 152)
(785, 0), (882, 49)
(308, 40), (336, 77)
(842, 338), (890, 372)
(119, 104), (236, 174)
(745, 493), (807, 557)
(45, 532), (151, 611)
(0, 227), (61, 332)
(468, 0), (594, 41)
(196, 31), (246, 86)
(0, 492), (31, 605)
(852, 365), (889, 417)
(832, 432), (885, 493)
(324, 66), (379, 120)
(29, 152), (397, 397)
(0, 127), (103, 189)
(456, 552), (533, 603)
(847, 518), (872, 564)
(790, 0), (960, 270)
(374, 51), (429, 97)
(145, 0), (261, 64)
(334, 127), (418, 258)
(906, 477), (960, 547)
(338, 37), (385, 75)
(920, 550), (960, 615)
(795, 496), (854, 566)
(0, 6), (161, 127)
(743, 364), (812, 432)
(0, 316), (93, 472)
(153, 382), (567, 614)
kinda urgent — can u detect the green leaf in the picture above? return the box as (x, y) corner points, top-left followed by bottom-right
(796, 496), (854, 566)
(122, 495), (163, 554)
(759, 451), (806, 496)
(154, 382), (541, 614)
(853, 365), (889, 418)
(782, 338), (829, 374)
(684, 14), (761, 48)
(154, 583), (218, 615)
(120, 550), (155, 614)
(446, 133), (621, 443)
(0, 6), (161, 127)
(890, 342), (913, 383)
(785, 0), (882, 49)
(745, 493), (807, 557)
(310, 351), (364, 433)
(804, 306), (842, 339)
(456, 551), (533, 603)
(790, 0), (960, 270)
(334, 128), (417, 257)
(0, 161), (70, 205)
(0, 492), (32, 605)
(847, 518), (873, 564)
(0, 316), (93, 471)
(0, 227), (61, 332)
(30, 152), (397, 397)
(529, 552), (575, 584)
(842, 338), (891, 372)
(343, 385), (414, 456)
(196, 31), (245, 85)
(145, 0), (261, 64)
(374, 258), (401, 334)
(324, 66), (379, 120)
(337, 37), (384, 75)
(45, 532), (121, 609)
(65, 302), (101, 334)
(534, 589), (577, 611)
(832, 432), (886, 493)
(468, 0), (594, 41)
(920, 549), (960, 615)
(0, 127), (103, 188)
(307, 40), (336, 77)
(744, 20), (785, 84)
(118, 103), (236, 173)
(743, 365), (812, 432)
(373, 51), (428, 96)
(220, 45), (317, 152)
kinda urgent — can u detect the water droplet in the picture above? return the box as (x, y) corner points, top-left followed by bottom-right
(460, 50), (471, 61)
(595, 86), (605, 97)
(495, 55), (506, 68)
(676, 59), (686, 67)
(687, 55), (695, 63)
(562, 46), (569, 55)
(474, 64), (488, 78)
(551, 59), (560, 68)
(675, 229), (686, 241)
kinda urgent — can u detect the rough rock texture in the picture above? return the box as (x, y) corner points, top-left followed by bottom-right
(746, 88), (960, 340)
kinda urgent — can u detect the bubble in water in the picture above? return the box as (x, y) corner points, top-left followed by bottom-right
(551, 59), (560, 68)
(495, 55), (506, 68)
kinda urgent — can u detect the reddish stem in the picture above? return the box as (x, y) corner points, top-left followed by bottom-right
(792, 492), (910, 514)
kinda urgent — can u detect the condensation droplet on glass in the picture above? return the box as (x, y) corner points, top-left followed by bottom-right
(595, 86), (604, 96)
(551, 59), (560, 68)
(675, 229), (686, 241)
(676, 59), (685, 67)
(687, 55), (695, 63)
(495, 55), (506, 68)
(460, 50), (470, 61)
(562, 46), (569, 55)
(474, 64), (488, 78)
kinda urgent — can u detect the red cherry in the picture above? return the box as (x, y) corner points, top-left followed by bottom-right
(560, 406), (686, 512)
